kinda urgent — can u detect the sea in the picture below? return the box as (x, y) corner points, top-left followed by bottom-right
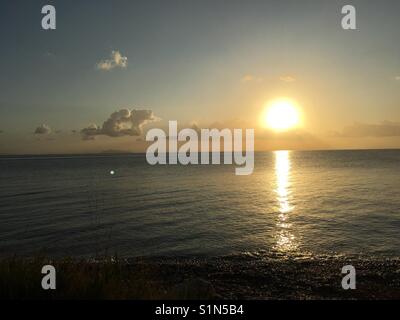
(1, 150), (400, 259)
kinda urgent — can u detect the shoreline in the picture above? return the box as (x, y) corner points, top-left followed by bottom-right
(1, 254), (399, 299)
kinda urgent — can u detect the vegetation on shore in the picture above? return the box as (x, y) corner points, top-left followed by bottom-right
(0, 256), (169, 300)
(0, 255), (399, 300)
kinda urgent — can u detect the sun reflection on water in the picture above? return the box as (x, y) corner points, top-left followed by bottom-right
(274, 150), (297, 252)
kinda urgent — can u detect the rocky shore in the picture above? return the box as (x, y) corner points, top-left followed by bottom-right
(1, 253), (399, 299)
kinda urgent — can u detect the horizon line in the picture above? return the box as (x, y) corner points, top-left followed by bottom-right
(1, 147), (400, 158)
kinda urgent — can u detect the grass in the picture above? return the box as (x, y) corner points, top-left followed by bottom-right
(1, 255), (399, 300)
(0, 256), (170, 300)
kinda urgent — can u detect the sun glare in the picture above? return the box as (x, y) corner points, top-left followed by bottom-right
(263, 98), (301, 131)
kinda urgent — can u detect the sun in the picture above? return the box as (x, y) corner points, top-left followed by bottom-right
(262, 98), (301, 131)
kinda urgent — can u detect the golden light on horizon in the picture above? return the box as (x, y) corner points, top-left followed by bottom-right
(262, 98), (301, 131)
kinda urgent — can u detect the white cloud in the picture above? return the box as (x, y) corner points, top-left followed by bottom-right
(96, 50), (128, 71)
(34, 124), (52, 134)
(81, 109), (158, 140)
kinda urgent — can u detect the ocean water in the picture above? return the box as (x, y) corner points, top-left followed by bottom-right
(0, 150), (400, 258)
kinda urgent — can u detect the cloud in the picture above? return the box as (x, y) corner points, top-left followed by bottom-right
(190, 123), (201, 134)
(241, 74), (263, 83)
(81, 124), (98, 140)
(81, 109), (158, 140)
(339, 121), (400, 137)
(34, 124), (52, 135)
(279, 75), (296, 82)
(96, 50), (128, 71)
(395, 76), (400, 81)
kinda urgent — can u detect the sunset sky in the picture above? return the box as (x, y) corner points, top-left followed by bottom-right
(1, 0), (400, 154)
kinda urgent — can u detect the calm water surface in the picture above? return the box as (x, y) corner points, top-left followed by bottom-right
(1, 150), (400, 258)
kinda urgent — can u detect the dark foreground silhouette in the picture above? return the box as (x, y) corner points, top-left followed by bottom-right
(1, 254), (399, 299)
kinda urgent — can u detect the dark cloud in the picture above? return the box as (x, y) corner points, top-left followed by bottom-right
(339, 121), (400, 137)
(34, 124), (51, 134)
(81, 109), (158, 140)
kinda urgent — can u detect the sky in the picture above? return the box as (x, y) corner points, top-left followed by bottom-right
(0, 0), (400, 154)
